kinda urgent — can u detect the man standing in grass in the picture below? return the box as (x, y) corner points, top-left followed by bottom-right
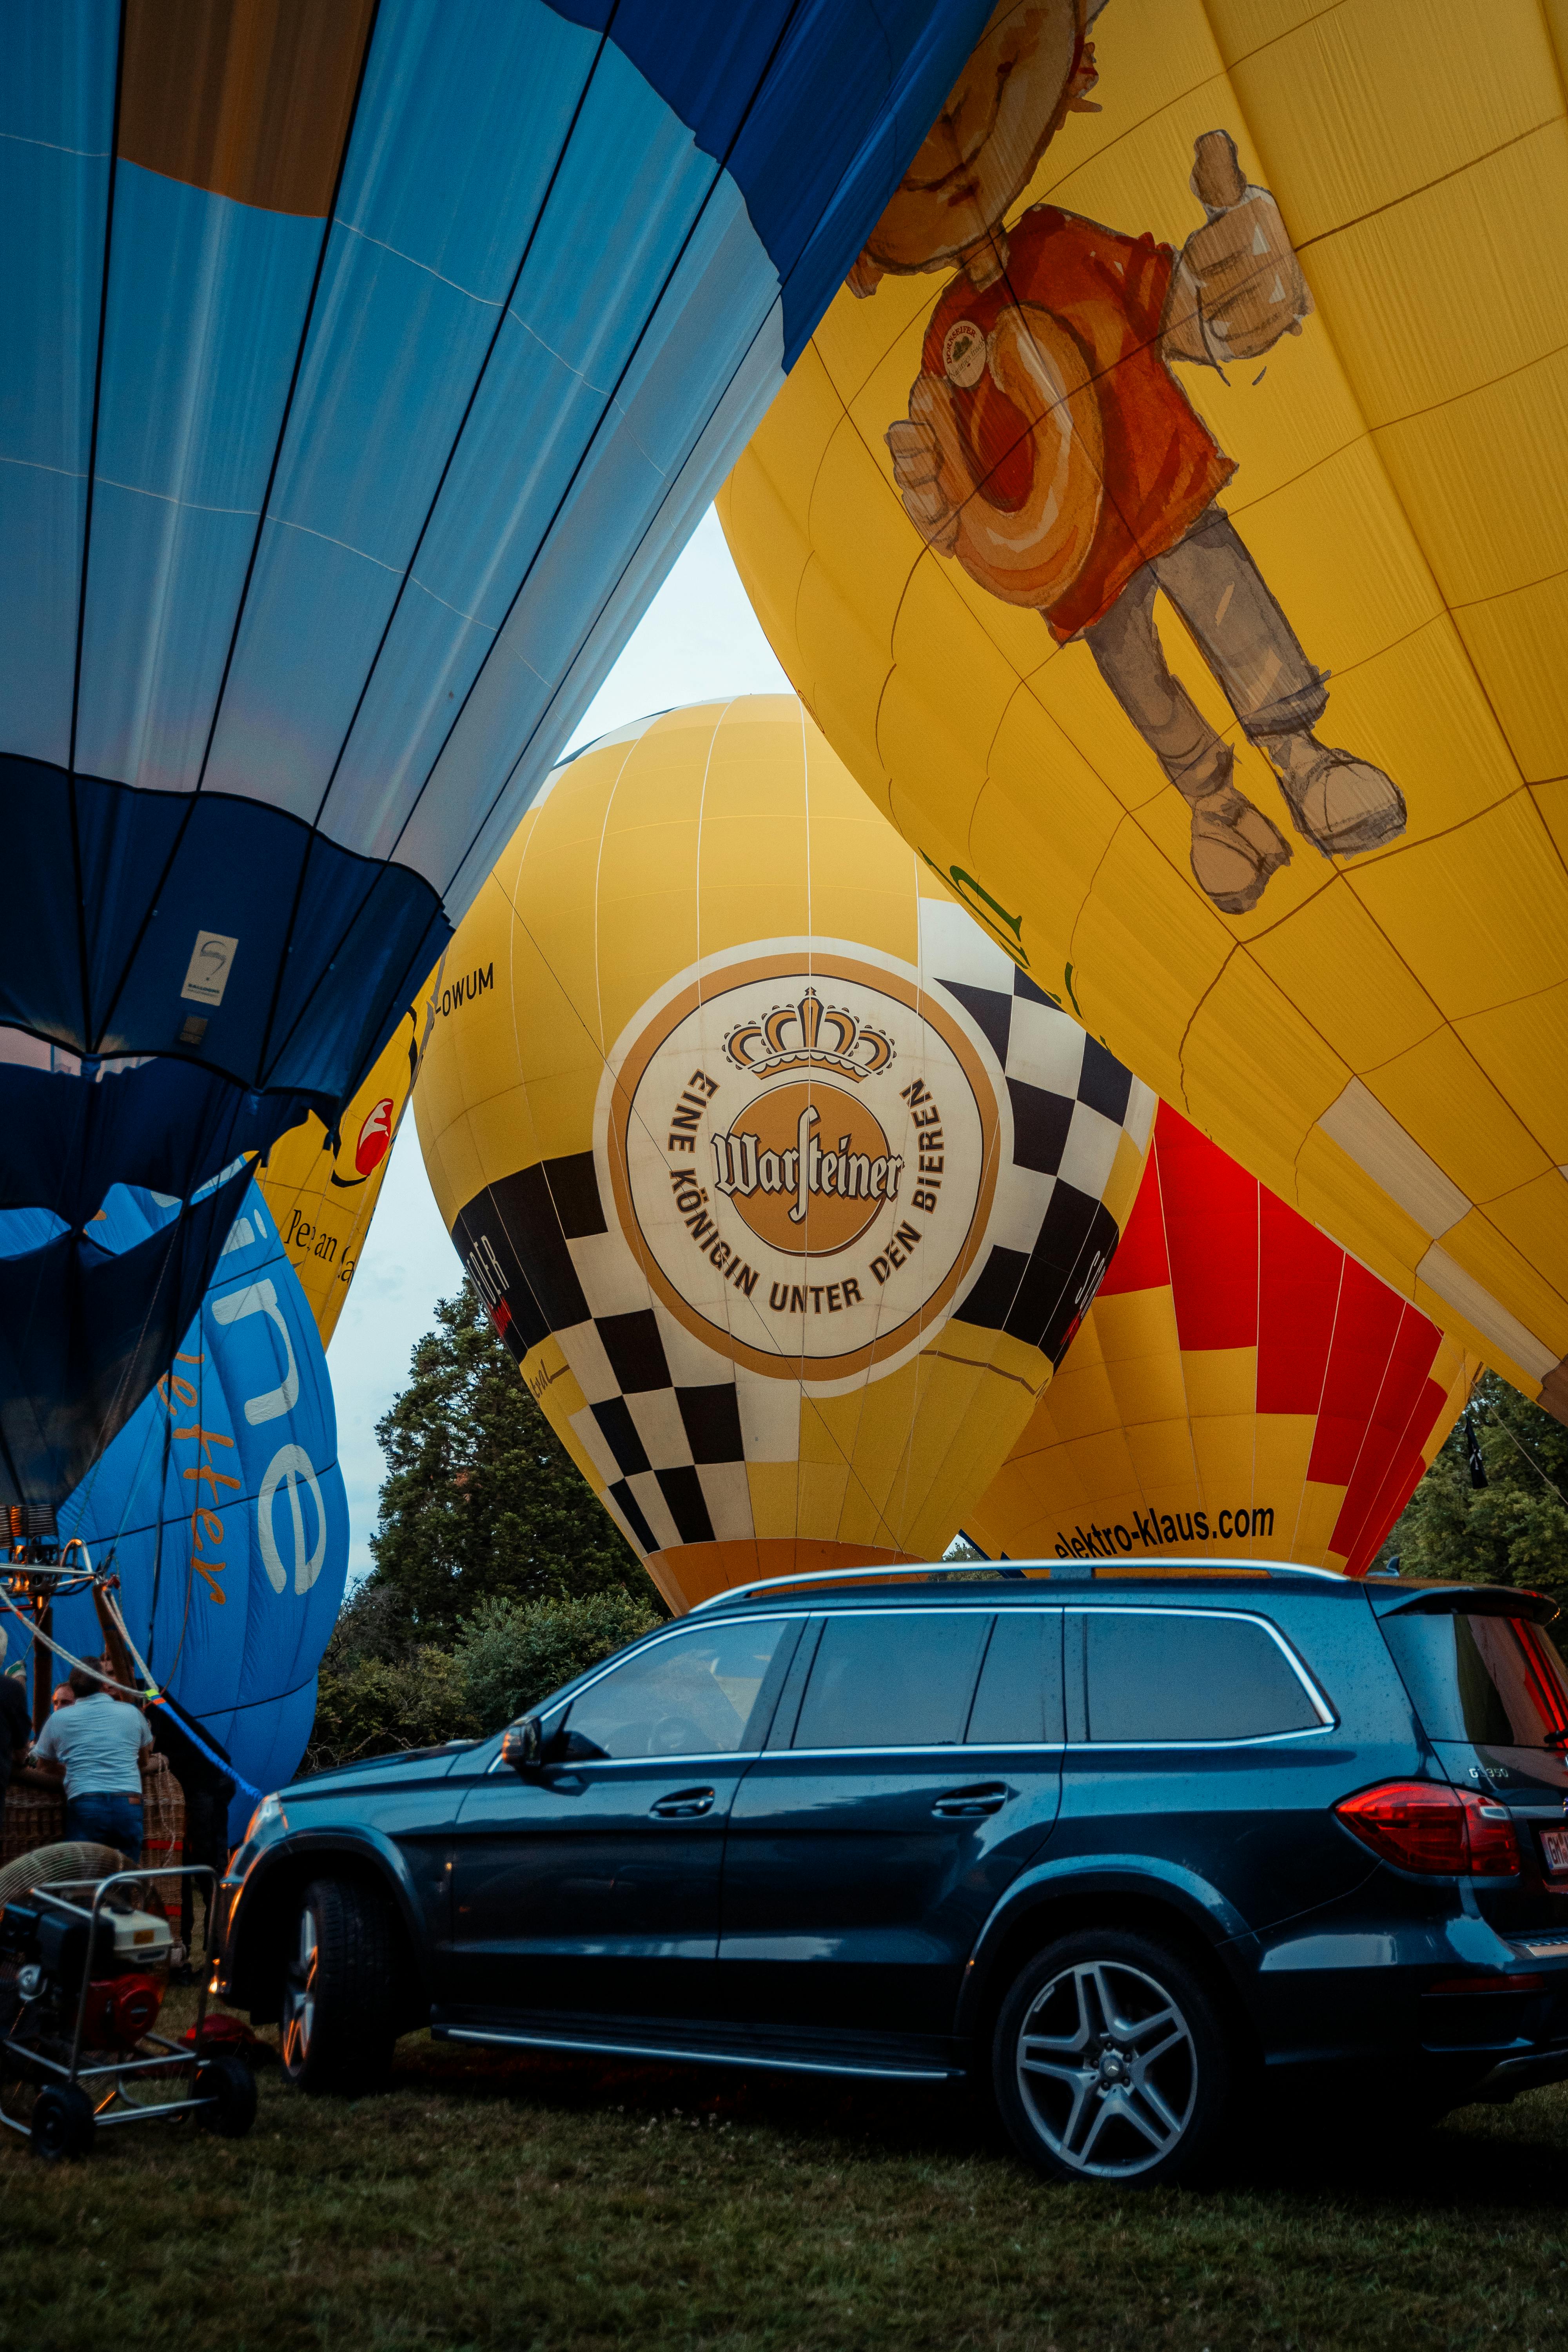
(28, 1662), (151, 1857)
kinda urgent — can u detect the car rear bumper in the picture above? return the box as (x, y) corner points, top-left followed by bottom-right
(1465, 2045), (1568, 2103)
(1242, 1911), (1568, 2084)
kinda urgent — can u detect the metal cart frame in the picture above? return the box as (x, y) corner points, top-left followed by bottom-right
(0, 1864), (220, 2141)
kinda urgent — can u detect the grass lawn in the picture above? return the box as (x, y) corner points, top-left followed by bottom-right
(7, 1989), (1568, 2352)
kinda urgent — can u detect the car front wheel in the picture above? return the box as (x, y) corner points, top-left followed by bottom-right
(993, 1928), (1232, 2186)
(280, 1877), (397, 2095)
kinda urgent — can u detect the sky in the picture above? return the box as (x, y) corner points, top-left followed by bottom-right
(327, 509), (790, 1579)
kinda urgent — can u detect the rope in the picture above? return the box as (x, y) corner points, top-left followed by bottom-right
(0, 1588), (263, 1799)
(1477, 1403), (1568, 1510)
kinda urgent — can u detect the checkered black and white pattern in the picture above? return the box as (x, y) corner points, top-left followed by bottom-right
(450, 909), (1154, 1563)
(916, 898), (1157, 1368)
(451, 1151), (760, 1559)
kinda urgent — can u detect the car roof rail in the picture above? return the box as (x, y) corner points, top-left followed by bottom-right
(689, 1557), (1349, 1612)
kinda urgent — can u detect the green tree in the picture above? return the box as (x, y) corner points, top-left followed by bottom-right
(1375, 1372), (1568, 1602)
(365, 1280), (651, 1642)
(454, 1591), (659, 1735)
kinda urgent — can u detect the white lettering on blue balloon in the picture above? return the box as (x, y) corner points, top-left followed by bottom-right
(258, 1445), (327, 1596)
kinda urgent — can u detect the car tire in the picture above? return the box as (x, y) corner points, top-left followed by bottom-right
(993, 1927), (1233, 2187)
(280, 1877), (397, 2096)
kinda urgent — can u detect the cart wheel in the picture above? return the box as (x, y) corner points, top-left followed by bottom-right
(196, 2052), (257, 2138)
(30, 2085), (95, 2162)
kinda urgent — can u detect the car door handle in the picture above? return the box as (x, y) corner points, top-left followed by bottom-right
(932, 1783), (1010, 1818)
(650, 1787), (716, 1819)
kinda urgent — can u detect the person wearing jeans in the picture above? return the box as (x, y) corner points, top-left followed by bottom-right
(29, 1661), (151, 1859)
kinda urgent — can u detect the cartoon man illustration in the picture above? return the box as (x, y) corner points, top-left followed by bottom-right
(857, 0), (1406, 915)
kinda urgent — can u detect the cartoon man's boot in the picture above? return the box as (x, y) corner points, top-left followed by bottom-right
(1258, 730), (1407, 861)
(1174, 740), (1292, 916)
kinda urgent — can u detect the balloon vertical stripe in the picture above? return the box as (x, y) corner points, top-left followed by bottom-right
(968, 1104), (1480, 1578)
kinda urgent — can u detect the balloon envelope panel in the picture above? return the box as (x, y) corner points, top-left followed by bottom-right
(42, 1182), (348, 1825)
(0, 0), (990, 1495)
(416, 695), (1155, 1610)
(720, 0), (1568, 1424)
(967, 1104), (1479, 1578)
(1, 0), (993, 1098)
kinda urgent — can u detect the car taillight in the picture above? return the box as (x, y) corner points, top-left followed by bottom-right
(1334, 1780), (1521, 1876)
(1425, 1974), (1547, 1996)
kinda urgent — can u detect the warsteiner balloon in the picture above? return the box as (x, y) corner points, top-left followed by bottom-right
(416, 697), (1155, 1610)
(967, 1105), (1479, 1577)
(720, 0), (1568, 1422)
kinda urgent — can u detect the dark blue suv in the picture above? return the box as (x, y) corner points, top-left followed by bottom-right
(213, 1564), (1568, 2184)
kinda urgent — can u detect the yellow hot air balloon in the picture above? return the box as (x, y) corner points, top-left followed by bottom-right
(967, 1103), (1479, 1577)
(259, 982), (436, 1347)
(414, 696), (1154, 1612)
(720, 0), (1568, 1425)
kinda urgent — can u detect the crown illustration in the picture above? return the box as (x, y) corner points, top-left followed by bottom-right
(724, 988), (895, 1083)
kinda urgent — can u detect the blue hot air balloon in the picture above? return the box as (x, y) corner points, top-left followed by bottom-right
(0, 0), (991, 1508)
(5, 1181), (349, 1826)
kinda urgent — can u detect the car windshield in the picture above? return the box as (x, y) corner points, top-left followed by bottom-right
(1381, 1608), (1568, 1748)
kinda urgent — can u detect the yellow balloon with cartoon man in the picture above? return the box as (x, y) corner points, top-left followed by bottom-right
(720, 0), (1568, 1426)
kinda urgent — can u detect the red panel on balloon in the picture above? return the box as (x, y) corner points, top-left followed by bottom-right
(1158, 1109), (1258, 1353)
(1097, 1141), (1171, 1296)
(1256, 1187), (1341, 1416)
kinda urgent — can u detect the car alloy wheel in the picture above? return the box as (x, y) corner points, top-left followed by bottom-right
(281, 1898), (320, 2082)
(994, 1928), (1231, 2186)
(1015, 1956), (1197, 2177)
(278, 1876), (399, 2094)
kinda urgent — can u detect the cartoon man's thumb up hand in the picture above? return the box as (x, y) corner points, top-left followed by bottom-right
(1165, 129), (1313, 367)
(887, 406), (963, 555)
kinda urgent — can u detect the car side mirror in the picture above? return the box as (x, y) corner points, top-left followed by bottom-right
(501, 1715), (544, 1774)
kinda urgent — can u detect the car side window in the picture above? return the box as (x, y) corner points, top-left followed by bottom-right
(967, 1611), (1064, 1744)
(560, 1619), (792, 1760)
(1082, 1610), (1321, 1742)
(792, 1610), (989, 1750)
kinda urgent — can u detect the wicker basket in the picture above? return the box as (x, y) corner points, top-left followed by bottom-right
(2, 1754), (185, 1922)
(2, 1782), (66, 1866)
(139, 1751), (186, 1921)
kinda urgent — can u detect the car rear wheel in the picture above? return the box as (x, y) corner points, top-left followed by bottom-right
(993, 1928), (1232, 2186)
(280, 1877), (397, 2096)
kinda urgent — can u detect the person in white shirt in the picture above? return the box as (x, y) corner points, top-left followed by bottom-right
(30, 1662), (151, 1858)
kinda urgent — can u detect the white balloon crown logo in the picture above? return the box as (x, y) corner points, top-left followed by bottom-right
(601, 949), (1002, 1387)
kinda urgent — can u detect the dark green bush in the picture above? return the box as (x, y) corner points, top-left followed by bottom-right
(454, 1590), (659, 1736)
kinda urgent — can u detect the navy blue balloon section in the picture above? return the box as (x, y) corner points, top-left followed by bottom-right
(14, 1181), (350, 1831)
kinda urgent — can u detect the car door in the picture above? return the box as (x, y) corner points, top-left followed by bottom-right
(442, 1614), (800, 2025)
(1055, 1604), (1358, 1929)
(718, 1605), (1065, 2038)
